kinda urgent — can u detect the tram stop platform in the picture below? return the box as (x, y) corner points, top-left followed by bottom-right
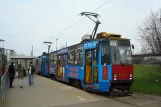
(3, 75), (161, 107)
(3, 75), (107, 107)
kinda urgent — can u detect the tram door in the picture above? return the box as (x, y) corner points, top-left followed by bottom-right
(84, 49), (98, 85)
(57, 54), (66, 79)
(41, 58), (46, 75)
(57, 55), (61, 78)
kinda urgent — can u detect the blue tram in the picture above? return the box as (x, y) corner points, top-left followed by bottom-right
(35, 32), (134, 94)
(36, 53), (50, 77)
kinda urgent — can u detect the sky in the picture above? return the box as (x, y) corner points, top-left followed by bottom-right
(0, 0), (161, 56)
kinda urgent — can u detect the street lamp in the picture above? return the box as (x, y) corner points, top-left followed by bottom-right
(0, 39), (5, 48)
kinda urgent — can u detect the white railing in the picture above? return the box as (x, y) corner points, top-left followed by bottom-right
(0, 71), (9, 107)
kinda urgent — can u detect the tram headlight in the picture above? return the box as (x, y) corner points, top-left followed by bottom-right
(114, 73), (117, 78)
(129, 73), (132, 77)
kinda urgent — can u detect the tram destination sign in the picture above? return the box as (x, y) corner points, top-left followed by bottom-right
(84, 41), (98, 49)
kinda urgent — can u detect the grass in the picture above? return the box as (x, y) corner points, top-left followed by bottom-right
(131, 64), (161, 96)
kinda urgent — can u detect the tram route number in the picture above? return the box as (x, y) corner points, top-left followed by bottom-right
(110, 41), (117, 46)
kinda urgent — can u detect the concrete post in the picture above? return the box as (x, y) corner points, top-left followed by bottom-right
(25, 59), (27, 69)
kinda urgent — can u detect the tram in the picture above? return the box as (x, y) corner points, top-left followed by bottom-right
(34, 12), (134, 94)
(34, 32), (134, 94)
(37, 52), (50, 77)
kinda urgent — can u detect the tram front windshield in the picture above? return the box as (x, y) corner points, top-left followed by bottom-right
(102, 40), (132, 65)
(111, 40), (132, 65)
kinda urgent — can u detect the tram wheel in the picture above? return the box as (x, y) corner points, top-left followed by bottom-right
(71, 80), (76, 87)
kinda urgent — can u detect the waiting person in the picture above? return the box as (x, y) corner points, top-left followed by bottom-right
(28, 62), (35, 86)
(8, 62), (15, 88)
(17, 64), (25, 88)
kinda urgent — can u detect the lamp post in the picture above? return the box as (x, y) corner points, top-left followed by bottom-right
(56, 39), (58, 51)
(52, 36), (63, 51)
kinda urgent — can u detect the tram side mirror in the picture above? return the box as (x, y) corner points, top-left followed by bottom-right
(132, 44), (134, 49)
(131, 44), (134, 53)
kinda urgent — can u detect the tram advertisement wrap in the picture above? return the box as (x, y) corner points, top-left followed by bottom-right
(49, 65), (57, 75)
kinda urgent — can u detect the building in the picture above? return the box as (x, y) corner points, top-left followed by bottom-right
(5, 49), (16, 62)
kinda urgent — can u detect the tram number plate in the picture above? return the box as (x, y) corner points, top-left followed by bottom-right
(102, 76), (108, 80)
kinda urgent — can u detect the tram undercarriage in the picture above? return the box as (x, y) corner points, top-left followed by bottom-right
(109, 80), (133, 96)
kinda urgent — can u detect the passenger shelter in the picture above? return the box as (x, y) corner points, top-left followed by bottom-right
(10, 56), (36, 69)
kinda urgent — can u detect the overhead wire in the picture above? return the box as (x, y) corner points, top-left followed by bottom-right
(52, 0), (112, 39)
(92, 0), (112, 12)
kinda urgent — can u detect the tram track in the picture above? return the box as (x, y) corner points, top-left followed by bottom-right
(109, 98), (142, 107)
(89, 91), (161, 107)
(44, 75), (161, 107)
(131, 93), (161, 102)
(65, 79), (161, 104)
(88, 92), (141, 107)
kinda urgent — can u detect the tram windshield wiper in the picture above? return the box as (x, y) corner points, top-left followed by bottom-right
(120, 60), (124, 66)
(114, 48), (116, 62)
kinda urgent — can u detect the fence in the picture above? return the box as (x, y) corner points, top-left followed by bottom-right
(0, 71), (9, 107)
(132, 54), (161, 65)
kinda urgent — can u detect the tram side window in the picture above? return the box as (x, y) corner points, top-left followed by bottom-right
(53, 54), (57, 65)
(86, 50), (92, 65)
(61, 54), (66, 65)
(75, 48), (82, 65)
(75, 50), (79, 64)
(50, 53), (57, 65)
(79, 49), (83, 64)
(57, 55), (61, 64)
(68, 50), (75, 65)
(75, 44), (83, 65)
(49, 55), (53, 65)
(94, 49), (98, 65)
(102, 42), (110, 64)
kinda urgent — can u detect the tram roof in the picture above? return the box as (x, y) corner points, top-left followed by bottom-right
(10, 56), (36, 59)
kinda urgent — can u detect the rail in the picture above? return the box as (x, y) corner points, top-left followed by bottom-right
(0, 71), (9, 107)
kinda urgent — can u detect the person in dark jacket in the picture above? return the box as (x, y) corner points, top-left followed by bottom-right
(17, 63), (25, 88)
(8, 62), (15, 88)
(28, 62), (35, 86)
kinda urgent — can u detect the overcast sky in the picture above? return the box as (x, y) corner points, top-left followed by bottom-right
(0, 0), (161, 56)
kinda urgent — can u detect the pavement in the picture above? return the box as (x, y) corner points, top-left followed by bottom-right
(3, 75), (161, 107)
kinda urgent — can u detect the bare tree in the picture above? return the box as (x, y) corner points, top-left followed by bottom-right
(138, 9), (161, 54)
(138, 9), (161, 72)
